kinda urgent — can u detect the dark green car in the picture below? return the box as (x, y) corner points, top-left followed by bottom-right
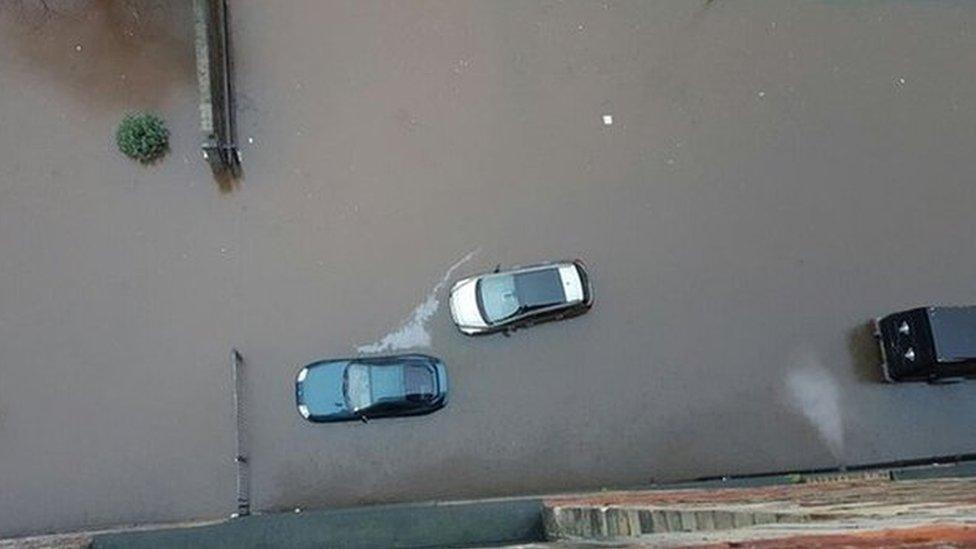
(295, 354), (448, 423)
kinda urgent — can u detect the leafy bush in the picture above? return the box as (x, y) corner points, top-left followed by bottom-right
(116, 113), (169, 163)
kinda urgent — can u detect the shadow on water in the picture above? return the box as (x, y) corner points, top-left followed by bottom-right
(215, 168), (242, 194)
(0, 0), (194, 111)
(848, 321), (886, 384)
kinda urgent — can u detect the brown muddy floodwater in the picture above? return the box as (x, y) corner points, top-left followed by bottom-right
(2, 0), (976, 538)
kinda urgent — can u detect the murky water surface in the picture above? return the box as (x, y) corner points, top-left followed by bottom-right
(2, 0), (976, 537)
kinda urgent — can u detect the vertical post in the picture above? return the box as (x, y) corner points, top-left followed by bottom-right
(231, 348), (250, 517)
(193, 0), (241, 178)
(212, 0), (241, 177)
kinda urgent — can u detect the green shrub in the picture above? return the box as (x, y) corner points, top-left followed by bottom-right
(116, 113), (169, 163)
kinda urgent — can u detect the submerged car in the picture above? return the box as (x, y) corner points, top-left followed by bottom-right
(873, 306), (976, 383)
(449, 259), (593, 335)
(295, 354), (447, 423)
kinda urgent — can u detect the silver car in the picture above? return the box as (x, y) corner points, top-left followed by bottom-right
(449, 259), (593, 335)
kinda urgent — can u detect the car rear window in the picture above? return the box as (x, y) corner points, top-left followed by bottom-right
(404, 366), (436, 403)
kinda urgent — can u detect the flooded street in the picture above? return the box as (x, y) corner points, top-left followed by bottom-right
(3, 0), (976, 537)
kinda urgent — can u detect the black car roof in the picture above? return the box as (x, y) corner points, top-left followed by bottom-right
(514, 268), (565, 308)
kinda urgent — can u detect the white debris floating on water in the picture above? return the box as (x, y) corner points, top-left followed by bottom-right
(602, 114), (613, 126)
(356, 248), (480, 354)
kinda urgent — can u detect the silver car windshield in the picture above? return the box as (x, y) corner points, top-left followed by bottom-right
(478, 274), (519, 323)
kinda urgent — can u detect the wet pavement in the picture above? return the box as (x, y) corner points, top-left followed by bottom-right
(3, 0), (976, 538)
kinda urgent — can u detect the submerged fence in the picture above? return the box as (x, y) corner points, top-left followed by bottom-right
(230, 348), (249, 517)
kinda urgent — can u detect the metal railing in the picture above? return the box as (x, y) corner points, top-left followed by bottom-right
(231, 348), (250, 517)
(193, 0), (241, 178)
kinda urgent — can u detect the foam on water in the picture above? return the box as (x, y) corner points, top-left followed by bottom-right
(357, 248), (479, 354)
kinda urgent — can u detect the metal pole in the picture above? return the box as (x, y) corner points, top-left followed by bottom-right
(231, 348), (250, 517)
